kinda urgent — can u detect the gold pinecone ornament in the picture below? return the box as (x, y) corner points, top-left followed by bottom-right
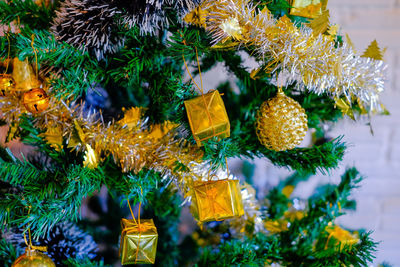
(255, 88), (308, 151)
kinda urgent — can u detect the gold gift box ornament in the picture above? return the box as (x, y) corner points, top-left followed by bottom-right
(119, 201), (158, 265)
(184, 90), (230, 146)
(289, 0), (328, 19)
(182, 44), (230, 146)
(190, 179), (244, 223)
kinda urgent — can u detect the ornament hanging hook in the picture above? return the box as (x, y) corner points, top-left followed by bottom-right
(23, 206), (47, 252)
(31, 34), (39, 79)
(4, 33), (11, 74)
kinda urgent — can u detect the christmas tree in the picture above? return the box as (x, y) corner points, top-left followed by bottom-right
(0, 0), (388, 266)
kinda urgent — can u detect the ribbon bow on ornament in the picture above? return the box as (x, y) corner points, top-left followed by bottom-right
(119, 194), (157, 264)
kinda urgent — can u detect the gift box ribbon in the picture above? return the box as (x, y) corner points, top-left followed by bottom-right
(120, 195), (155, 264)
(182, 43), (218, 141)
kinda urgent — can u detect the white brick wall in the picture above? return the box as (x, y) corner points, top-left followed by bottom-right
(328, 1), (400, 265)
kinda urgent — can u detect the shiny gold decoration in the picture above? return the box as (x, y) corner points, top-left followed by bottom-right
(40, 123), (63, 151)
(264, 207), (305, 234)
(211, 39), (241, 50)
(0, 74), (16, 96)
(12, 58), (41, 91)
(118, 107), (143, 130)
(120, 218), (158, 265)
(308, 10), (330, 36)
(184, 5), (208, 28)
(203, 0), (254, 45)
(0, 76), (203, 194)
(184, 90), (230, 146)
(249, 68), (262, 80)
(83, 144), (99, 169)
(6, 122), (19, 142)
(345, 33), (357, 54)
(190, 179), (244, 223)
(185, 0), (386, 114)
(282, 185), (295, 198)
(362, 40), (384, 60)
(228, 182), (264, 238)
(148, 121), (178, 140)
(12, 247), (55, 267)
(290, 0), (326, 19)
(219, 17), (243, 41)
(68, 119), (87, 150)
(325, 225), (359, 250)
(255, 89), (308, 151)
(264, 219), (288, 233)
(327, 24), (339, 40)
(22, 88), (49, 113)
(334, 97), (355, 120)
(283, 209), (305, 221)
(34, 0), (51, 7)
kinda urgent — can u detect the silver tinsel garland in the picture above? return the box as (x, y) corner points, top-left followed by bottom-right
(201, 0), (387, 113)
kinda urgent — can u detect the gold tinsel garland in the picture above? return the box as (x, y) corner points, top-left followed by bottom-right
(185, 0), (386, 114)
(0, 76), (204, 193)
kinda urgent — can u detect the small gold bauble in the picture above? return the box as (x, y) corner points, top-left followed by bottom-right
(12, 248), (55, 267)
(0, 74), (16, 96)
(255, 89), (308, 151)
(22, 88), (49, 113)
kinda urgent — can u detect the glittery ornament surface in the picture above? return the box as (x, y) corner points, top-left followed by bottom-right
(12, 248), (55, 267)
(256, 90), (308, 151)
(0, 74), (16, 96)
(22, 88), (50, 114)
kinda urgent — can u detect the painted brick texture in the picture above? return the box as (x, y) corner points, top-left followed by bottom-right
(328, 1), (400, 265)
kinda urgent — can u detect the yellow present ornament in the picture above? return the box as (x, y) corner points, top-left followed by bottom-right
(120, 201), (158, 265)
(190, 179), (244, 223)
(182, 46), (230, 146)
(184, 90), (230, 146)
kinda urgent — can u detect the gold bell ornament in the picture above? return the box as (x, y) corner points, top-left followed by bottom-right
(22, 88), (50, 113)
(12, 221), (55, 267)
(12, 247), (55, 267)
(255, 87), (308, 151)
(0, 74), (16, 96)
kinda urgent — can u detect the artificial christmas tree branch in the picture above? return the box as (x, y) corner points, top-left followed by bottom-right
(0, 0), (389, 265)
